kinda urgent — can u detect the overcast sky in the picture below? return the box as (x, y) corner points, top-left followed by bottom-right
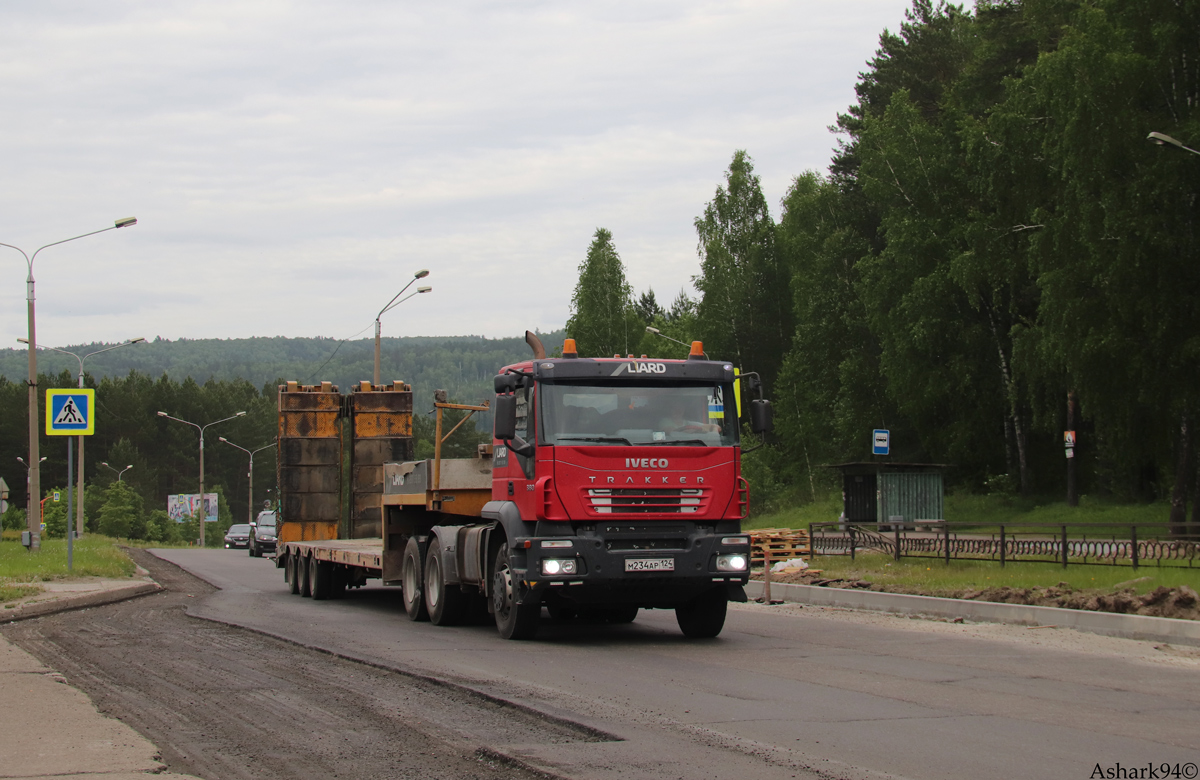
(0, 1), (913, 347)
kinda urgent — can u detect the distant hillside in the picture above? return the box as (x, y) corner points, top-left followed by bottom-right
(0, 330), (567, 406)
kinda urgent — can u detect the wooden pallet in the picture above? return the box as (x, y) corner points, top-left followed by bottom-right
(748, 528), (812, 567)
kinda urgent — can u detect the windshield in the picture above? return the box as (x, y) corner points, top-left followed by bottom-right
(256, 512), (276, 528)
(228, 525), (251, 534)
(539, 381), (738, 447)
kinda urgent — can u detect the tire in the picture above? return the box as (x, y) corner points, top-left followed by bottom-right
(299, 555), (313, 598)
(287, 554), (301, 595)
(425, 537), (466, 626)
(546, 602), (577, 621)
(249, 543), (261, 558)
(330, 567), (347, 599)
(402, 537), (428, 621)
(491, 542), (539, 640)
(607, 605), (639, 624)
(310, 557), (332, 600)
(675, 586), (727, 638)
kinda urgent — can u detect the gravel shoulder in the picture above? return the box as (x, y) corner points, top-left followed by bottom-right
(1, 548), (583, 780)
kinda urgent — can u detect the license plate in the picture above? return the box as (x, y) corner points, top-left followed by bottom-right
(625, 557), (674, 572)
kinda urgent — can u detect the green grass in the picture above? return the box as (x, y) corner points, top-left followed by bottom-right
(802, 552), (1200, 596)
(750, 491), (1175, 536)
(0, 535), (137, 586)
(0, 583), (44, 605)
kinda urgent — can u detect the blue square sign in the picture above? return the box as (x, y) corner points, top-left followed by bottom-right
(873, 429), (890, 456)
(46, 389), (95, 435)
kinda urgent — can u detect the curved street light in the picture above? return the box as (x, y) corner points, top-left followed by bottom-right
(18, 336), (145, 537)
(0, 217), (138, 551)
(645, 326), (707, 359)
(1147, 131), (1200, 157)
(157, 410), (246, 546)
(99, 462), (134, 482)
(218, 437), (276, 527)
(375, 269), (431, 386)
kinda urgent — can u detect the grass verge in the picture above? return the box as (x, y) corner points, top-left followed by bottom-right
(0, 535), (136, 605)
(794, 552), (1199, 596)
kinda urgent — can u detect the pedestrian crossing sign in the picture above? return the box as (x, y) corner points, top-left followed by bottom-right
(46, 389), (95, 436)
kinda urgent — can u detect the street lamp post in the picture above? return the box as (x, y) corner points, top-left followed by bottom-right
(15, 456), (46, 527)
(157, 410), (246, 546)
(0, 217), (138, 551)
(218, 438), (275, 527)
(1148, 131), (1200, 157)
(645, 326), (708, 359)
(375, 269), (431, 386)
(17, 337), (145, 538)
(99, 462), (133, 482)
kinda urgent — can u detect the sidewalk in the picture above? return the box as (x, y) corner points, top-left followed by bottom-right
(0, 576), (201, 780)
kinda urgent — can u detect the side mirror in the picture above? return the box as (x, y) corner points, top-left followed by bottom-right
(749, 399), (774, 435)
(494, 373), (521, 394)
(494, 393), (517, 440)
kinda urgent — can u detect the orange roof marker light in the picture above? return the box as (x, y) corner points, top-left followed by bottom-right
(688, 340), (706, 360)
(562, 339), (578, 359)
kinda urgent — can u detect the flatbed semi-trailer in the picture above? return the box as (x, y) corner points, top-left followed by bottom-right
(275, 334), (773, 640)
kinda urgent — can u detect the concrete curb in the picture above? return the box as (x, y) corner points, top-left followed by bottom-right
(745, 580), (1200, 647)
(0, 581), (162, 624)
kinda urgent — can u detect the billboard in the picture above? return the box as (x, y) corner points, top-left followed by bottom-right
(167, 493), (219, 523)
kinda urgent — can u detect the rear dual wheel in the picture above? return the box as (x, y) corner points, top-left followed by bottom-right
(287, 553), (301, 595)
(308, 556), (332, 600)
(425, 538), (466, 626)
(402, 537), (428, 621)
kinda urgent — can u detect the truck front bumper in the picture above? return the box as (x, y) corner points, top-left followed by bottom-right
(513, 527), (751, 608)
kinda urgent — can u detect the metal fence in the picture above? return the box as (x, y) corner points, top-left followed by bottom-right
(808, 521), (1199, 570)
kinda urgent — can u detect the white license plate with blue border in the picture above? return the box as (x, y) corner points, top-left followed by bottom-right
(625, 557), (674, 572)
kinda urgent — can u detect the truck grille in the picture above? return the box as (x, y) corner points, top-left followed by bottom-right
(586, 488), (706, 515)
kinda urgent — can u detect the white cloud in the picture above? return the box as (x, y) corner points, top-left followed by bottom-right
(0, 0), (913, 346)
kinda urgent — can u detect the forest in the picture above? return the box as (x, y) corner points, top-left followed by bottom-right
(0, 333), (553, 542)
(3, 0), (1199, 540)
(565, 0), (1200, 535)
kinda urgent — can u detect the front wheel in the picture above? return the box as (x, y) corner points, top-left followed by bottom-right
(425, 538), (466, 626)
(402, 537), (428, 621)
(492, 542), (539, 640)
(675, 587), (727, 638)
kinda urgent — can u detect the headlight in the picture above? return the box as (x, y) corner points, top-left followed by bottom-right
(541, 558), (578, 576)
(716, 554), (748, 572)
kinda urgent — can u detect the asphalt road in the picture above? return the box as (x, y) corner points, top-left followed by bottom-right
(146, 548), (1199, 780)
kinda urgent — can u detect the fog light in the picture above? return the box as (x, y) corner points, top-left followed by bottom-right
(541, 558), (578, 576)
(716, 554), (747, 572)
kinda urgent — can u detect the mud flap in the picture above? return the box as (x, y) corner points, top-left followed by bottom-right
(726, 583), (748, 603)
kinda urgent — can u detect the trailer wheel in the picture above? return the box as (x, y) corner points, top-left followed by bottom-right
(299, 555), (313, 598)
(287, 554), (301, 595)
(310, 558), (332, 600)
(492, 542), (539, 640)
(425, 538), (465, 626)
(330, 567), (347, 599)
(402, 537), (428, 621)
(675, 586), (727, 638)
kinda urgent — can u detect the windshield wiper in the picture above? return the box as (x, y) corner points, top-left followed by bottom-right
(556, 436), (633, 445)
(644, 439), (708, 446)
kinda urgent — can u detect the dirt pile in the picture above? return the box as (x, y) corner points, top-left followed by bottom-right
(762, 570), (1200, 621)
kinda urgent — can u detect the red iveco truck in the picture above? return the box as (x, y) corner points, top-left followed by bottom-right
(275, 333), (773, 640)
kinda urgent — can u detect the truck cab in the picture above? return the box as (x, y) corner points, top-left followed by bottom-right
(483, 338), (772, 638)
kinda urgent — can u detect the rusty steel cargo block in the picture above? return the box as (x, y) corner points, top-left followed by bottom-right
(348, 383), (414, 539)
